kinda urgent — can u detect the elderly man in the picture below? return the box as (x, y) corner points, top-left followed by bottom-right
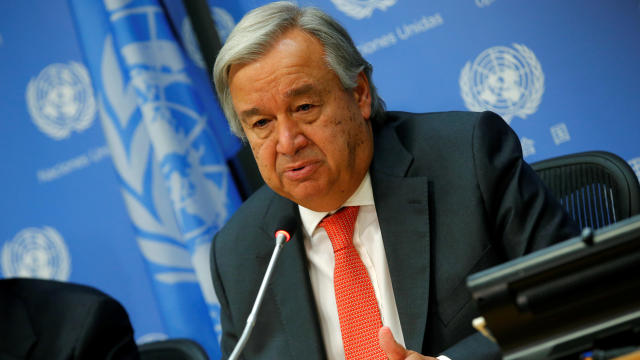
(210, 2), (578, 359)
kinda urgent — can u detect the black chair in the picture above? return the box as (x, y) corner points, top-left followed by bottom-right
(531, 151), (640, 229)
(138, 338), (209, 360)
(0, 278), (139, 360)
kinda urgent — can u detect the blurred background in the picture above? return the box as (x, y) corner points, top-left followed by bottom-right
(1, 0), (639, 358)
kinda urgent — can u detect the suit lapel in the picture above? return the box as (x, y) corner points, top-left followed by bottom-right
(262, 196), (326, 359)
(371, 125), (431, 353)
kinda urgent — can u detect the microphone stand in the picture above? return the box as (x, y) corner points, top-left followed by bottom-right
(228, 230), (290, 360)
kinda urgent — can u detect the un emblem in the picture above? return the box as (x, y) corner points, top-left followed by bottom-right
(102, 6), (231, 285)
(26, 62), (96, 140)
(459, 44), (544, 124)
(330, 0), (398, 20)
(1, 226), (71, 280)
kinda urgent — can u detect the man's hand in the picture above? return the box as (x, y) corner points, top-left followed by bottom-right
(378, 327), (438, 360)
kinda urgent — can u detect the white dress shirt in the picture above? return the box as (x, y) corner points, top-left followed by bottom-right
(299, 173), (451, 360)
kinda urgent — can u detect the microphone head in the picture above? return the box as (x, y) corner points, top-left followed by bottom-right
(273, 215), (297, 243)
(275, 230), (291, 242)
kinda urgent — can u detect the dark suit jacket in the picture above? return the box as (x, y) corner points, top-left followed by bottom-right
(0, 278), (140, 360)
(210, 111), (579, 359)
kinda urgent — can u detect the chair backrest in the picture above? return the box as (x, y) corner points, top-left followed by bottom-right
(138, 338), (209, 360)
(0, 278), (139, 360)
(531, 151), (640, 229)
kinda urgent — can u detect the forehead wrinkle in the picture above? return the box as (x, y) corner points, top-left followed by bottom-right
(284, 83), (316, 99)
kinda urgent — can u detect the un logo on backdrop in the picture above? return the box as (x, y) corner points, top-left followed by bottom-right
(330, 0), (398, 19)
(460, 44), (544, 124)
(1, 226), (71, 280)
(26, 62), (96, 140)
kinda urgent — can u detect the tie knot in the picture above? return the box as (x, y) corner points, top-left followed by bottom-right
(319, 206), (360, 251)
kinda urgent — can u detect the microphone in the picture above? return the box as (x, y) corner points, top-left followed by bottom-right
(228, 216), (297, 360)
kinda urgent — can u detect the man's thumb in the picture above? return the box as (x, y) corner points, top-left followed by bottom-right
(379, 326), (407, 359)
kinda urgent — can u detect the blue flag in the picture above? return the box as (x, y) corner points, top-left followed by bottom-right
(69, 0), (242, 357)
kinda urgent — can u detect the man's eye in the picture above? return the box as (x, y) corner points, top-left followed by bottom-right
(253, 119), (270, 128)
(297, 104), (313, 112)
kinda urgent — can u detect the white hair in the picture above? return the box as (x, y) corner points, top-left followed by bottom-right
(213, 1), (385, 138)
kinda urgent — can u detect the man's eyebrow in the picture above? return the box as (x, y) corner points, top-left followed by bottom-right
(285, 84), (316, 98)
(239, 108), (261, 121)
(238, 84), (317, 121)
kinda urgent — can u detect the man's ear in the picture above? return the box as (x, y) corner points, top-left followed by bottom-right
(353, 71), (372, 120)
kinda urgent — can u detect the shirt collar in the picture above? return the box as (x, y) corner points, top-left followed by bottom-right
(298, 172), (374, 237)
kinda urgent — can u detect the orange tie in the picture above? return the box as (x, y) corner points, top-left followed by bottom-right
(319, 206), (386, 360)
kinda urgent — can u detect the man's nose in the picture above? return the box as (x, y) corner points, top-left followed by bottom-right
(275, 117), (307, 155)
